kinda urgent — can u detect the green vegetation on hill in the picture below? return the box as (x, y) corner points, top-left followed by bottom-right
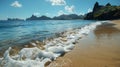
(85, 2), (120, 20)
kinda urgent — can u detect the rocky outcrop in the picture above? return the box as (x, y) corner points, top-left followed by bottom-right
(85, 2), (120, 20)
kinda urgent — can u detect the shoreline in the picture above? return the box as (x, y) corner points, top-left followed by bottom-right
(48, 20), (120, 67)
(0, 20), (104, 67)
(0, 20), (119, 67)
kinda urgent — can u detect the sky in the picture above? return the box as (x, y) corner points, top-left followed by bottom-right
(0, 0), (120, 20)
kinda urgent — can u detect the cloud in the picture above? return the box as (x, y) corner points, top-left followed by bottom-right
(58, 10), (65, 16)
(48, 0), (66, 6)
(88, 8), (92, 12)
(33, 12), (40, 16)
(79, 12), (85, 15)
(11, 1), (22, 8)
(65, 5), (75, 13)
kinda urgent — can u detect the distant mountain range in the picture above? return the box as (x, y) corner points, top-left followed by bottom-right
(5, 14), (84, 21)
(26, 14), (84, 20)
(85, 2), (120, 20)
(53, 14), (84, 20)
(7, 18), (24, 21)
(26, 15), (52, 20)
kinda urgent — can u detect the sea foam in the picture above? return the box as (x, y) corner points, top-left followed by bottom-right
(0, 21), (109, 67)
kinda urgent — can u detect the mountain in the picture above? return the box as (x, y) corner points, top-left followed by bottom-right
(26, 15), (51, 20)
(26, 14), (84, 20)
(53, 14), (84, 20)
(85, 2), (120, 20)
(26, 15), (38, 20)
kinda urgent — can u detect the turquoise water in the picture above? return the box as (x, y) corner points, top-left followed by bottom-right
(0, 20), (95, 49)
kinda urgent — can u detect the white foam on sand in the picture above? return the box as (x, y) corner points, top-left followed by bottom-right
(0, 21), (109, 67)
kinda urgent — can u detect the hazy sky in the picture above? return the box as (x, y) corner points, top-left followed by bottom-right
(0, 0), (120, 20)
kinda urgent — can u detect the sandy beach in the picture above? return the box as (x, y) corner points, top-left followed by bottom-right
(112, 20), (120, 30)
(48, 20), (120, 67)
(0, 20), (120, 67)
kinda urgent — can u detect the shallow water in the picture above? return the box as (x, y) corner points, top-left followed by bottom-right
(0, 20), (95, 49)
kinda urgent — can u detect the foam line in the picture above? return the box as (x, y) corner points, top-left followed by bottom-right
(0, 21), (109, 67)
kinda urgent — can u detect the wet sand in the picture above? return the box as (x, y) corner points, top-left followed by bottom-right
(48, 20), (120, 67)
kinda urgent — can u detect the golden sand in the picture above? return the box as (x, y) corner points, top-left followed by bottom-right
(48, 20), (120, 67)
(112, 20), (120, 29)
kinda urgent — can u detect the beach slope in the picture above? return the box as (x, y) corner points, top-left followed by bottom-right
(48, 20), (120, 67)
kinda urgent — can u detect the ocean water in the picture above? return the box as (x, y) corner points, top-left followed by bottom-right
(0, 20), (95, 49)
(0, 20), (107, 67)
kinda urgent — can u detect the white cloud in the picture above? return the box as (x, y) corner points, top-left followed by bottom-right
(11, 1), (22, 8)
(88, 8), (92, 13)
(79, 12), (85, 15)
(48, 0), (66, 6)
(33, 12), (40, 16)
(58, 10), (65, 16)
(65, 5), (75, 13)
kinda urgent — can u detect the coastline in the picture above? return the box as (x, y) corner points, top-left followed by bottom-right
(0, 20), (104, 67)
(0, 0), (120, 67)
(0, 20), (120, 67)
(48, 20), (120, 67)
